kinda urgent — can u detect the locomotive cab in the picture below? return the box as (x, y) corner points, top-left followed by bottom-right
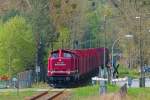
(47, 49), (78, 84)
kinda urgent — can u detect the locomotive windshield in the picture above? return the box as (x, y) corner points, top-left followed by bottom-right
(51, 53), (58, 58)
(63, 52), (72, 58)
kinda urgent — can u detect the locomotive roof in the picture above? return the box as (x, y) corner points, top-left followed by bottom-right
(51, 49), (78, 55)
(51, 48), (108, 56)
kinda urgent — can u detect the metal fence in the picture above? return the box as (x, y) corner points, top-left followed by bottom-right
(16, 70), (35, 88)
(0, 70), (35, 89)
(0, 80), (9, 89)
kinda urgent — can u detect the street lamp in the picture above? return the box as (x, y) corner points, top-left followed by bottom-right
(136, 16), (145, 87)
(136, 16), (141, 19)
(111, 34), (133, 78)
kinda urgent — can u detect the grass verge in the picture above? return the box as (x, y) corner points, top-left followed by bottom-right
(72, 84), (119, 100)
(31, 82), (50, 88)
(127, 87), (150, 100)
(118, 66), (139, 78)
(72, 84), (150, 100)
(0, 91), (37, 100)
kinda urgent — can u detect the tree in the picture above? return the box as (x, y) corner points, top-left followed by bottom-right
(0, 16), (36, 76)
(0, 0), (53, 80)
(26, 0), (53, 81)
(109, 0), (150, 67)
(53, 26), (71, 49)
(50, 0), (113, 49)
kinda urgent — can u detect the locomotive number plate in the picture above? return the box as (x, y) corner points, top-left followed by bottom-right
(55, 62), (66, 66)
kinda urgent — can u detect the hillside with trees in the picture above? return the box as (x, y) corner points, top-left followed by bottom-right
(0, 0), (149, 80)
(110, 0), (150, 68)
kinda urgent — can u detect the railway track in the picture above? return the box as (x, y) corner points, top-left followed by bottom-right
(25, 89), (69, 100)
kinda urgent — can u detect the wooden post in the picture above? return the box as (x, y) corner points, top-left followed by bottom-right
(119, 83), (127, 97)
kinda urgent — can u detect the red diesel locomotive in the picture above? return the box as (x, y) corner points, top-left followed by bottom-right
(47, 48), (109, 84)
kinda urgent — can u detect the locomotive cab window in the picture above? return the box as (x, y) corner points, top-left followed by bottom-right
(51, 53), (58, 58)
(64, 52), (72, 58)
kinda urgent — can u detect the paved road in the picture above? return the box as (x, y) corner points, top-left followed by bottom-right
(0, 88), (49, 92)
(0, 88), (71, 93)
(116, 78), (150, 88)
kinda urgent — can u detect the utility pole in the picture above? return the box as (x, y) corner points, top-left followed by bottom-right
(136, 4), (145, 87)
(99, 15), (107, 78)
(139, 15), (145, 87)
(8, 53), (11, 77)
(104, 15), (107, 78)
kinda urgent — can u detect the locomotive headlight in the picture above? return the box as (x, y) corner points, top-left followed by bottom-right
(51, 71), (54, 74)
(47, 70), (51, 75)
(48, 70), (54, 74)
(67, 71), (71, 74)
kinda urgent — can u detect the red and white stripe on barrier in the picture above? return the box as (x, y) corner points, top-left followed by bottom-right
(92, 77), (108, 81)
(92, 76), (128, 82)
(111, 77), (128, 82)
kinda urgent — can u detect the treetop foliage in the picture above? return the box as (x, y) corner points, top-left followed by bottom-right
(0, 16), (36, 76)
